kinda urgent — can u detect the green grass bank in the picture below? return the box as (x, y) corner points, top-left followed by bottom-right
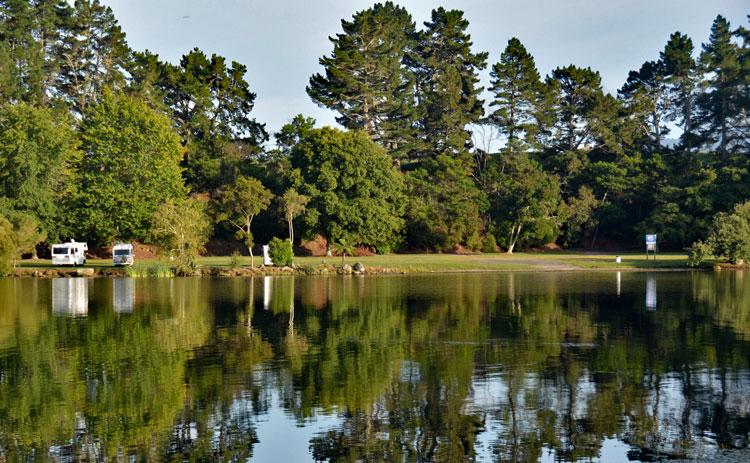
(11, 252), (697, 278)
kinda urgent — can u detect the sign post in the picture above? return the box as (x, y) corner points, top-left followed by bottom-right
(645, 234), (657, 261)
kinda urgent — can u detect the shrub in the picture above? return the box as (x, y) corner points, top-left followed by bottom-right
(696, 200), (750, 265)
(229, 251), (242, 269)
(466, 231), (483, 251)
(269, 237), (293, 266)
(125, 261), (174, 277)
(482, 234), (498, 253)
(687, 241), (712, 267)
(706, 201), (750, 264)
(147, 262), (174, 277)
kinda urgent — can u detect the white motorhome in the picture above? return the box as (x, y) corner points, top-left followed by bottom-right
(51, 240), (88, 266)
(112, 243), (134, 266)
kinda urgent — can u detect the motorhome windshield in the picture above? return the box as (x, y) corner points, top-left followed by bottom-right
(114, 249), (131, 256)
(52, 247), (69, 255)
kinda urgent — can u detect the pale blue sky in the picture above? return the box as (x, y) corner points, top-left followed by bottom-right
(104, 0), (748, 135)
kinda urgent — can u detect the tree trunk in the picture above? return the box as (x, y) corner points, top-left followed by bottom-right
(288, 217), (294, 244)
(507, 224), (521, 254)
(249, 246), (254, 268)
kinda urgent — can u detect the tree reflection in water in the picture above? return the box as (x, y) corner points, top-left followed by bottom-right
(0, 272), (747, 461)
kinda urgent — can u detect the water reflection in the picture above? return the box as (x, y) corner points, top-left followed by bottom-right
(616, 271), (621, 296)
(51, 278), (89, 316)
(0, 272), (748, 461)
(645, 274), (657, 310)
(112, 278), (134, 313)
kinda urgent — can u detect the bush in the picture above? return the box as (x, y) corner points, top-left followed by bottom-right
(706, 201), (750, 264)
(229, 251), (242, 269)
(697, 200), (750, 265)
(687, 241), (712, 267)
(482, 233), (498, 253)
(125, 261), (174, 278)
(268, 237), (293, 266)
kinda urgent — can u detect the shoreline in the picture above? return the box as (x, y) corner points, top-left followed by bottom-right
(8, 252), (740, 278)
(8, 263), (730, 279)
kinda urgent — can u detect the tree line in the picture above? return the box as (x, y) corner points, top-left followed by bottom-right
(0, 1), (749, 271)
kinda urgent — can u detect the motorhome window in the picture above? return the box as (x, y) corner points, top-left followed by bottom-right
(114, 249), (131, 256)
(53, 247), (69, 255)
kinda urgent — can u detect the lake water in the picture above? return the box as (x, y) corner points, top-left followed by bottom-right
(0, 272), (748, 462)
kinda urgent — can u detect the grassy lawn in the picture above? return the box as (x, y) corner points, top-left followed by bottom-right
(17, 252), (690, 273)
(196, 252), (690, 272)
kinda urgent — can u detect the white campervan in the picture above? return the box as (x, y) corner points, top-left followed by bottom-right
(112, 243), (134, 266)
(51, 240), (88, 266)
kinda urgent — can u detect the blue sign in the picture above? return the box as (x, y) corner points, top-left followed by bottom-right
(645, 234), (657, 245)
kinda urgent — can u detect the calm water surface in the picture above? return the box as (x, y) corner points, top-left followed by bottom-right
(0, 272), (749, 462)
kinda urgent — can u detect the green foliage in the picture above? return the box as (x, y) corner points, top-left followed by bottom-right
(548, 65), (619, 152)
(618, 59), (669, 153)
(488, 37), (544, 148)
(307, 1), (416, 158)
(660, 32), (698, 151)
(125, 261), (174, 277)
(0, 103), (78, 240)
(215, 176), (273, 267)
(560, 186), (602, 248)
(481, 233), (498, 253)
(696, 15), (744, 154)
(687, 240), (713, 267)
(280, 188), (308, 244)
(0, 208), (45, 267)
(407, 155), (486, 251)
(268, 237), (293, 266)
(74, 90), (186, 245)
(410, 7), (487, 160)
(704, 200), (750, 264)
(131, 48), (267, 190)
(150, 197), (211, 275)
(55, 0), (130, 112)
(483, 151), (562, 253)
(292, 127), (405, 251)
(8, 212), (45, 261)
(0, 214), (14, 276)
(228, 251), (242, 269)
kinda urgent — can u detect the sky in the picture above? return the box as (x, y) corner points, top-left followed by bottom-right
(104, 0), (749, 136)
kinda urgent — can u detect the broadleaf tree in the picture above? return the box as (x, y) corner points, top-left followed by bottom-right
(291, 127), (405, 253)
(0, 102), (78, 241)
(74, 90), (186, 245)
(216, 176), (273, 267)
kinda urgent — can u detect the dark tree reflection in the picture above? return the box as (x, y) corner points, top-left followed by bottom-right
(0, 272), (748, 461)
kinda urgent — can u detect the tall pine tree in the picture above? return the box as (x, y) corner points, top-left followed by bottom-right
(660, 32), (698, 152)
(697, 15), (743, 154)
(135, 48), (267, 191)
(408, 7), (487, 160)
(54, 0), (130, 113)
(548, 65), (619, 153)
(404, 8), (488, 250)
(307, 2), (416, 158)
(487, 37), (543, 150)
(618, 60), (669, 152)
